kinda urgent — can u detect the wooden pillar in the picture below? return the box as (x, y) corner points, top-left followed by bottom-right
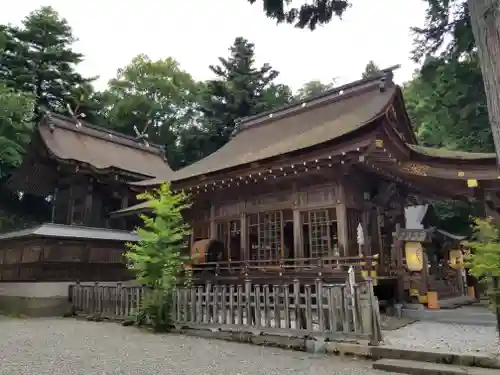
(293, 208), (302, 259)
(51, 187), (58, 223)
(240, 212), (247, 260)
(83, 181), (94, 226)
(361, 210), (372, 256)
(209, 205), (216, 239)
(336, 182), (349, 256)
(336, 204), (348, 256)
(67, 185), (74, 225)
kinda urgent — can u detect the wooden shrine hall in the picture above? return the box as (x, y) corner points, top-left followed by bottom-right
(3, 66), (500, 305)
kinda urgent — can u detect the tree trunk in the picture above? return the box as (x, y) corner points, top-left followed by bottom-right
(468, 0), (500, 162)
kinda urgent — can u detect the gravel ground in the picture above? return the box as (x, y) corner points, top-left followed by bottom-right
(0, 318), (396, 375)
(383, 321), (500, 355)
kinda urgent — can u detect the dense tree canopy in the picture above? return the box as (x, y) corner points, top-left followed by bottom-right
(100, 54), (203, 169)
(0, 83), (34, 178)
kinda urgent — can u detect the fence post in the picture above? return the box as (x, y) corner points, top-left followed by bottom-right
(244, 279), (252, 325)
(116, 282), (122, 318)
(94, 282), (101, 315)
(365, 278), (382, 345)
(358, 282), (372, 336)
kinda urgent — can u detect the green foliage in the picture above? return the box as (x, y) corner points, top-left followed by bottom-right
(466, 217), (500, 323)
(411, 0), (473, 61)
(125, 183), (192, 331)
(404, 57), (492, 153)
(433, 200), (474, 236)
(247, 0), (350, 29)
(0, 82), (35, 178)
(467, 217), (500, 278)
(101, 54), (203, 169)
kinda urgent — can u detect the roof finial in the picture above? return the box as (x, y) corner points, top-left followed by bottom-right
(133, 119), (151, 147)
(66, 103), (86, 128)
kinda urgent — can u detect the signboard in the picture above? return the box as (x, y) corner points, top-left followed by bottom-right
(396, 228), (433, 243)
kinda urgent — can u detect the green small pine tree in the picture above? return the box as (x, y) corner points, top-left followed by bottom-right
(125, 183), (192, 331)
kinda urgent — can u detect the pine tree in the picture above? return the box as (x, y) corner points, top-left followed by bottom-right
(0, 7), (98, 118)
(362, 60), (381, 79)
(201, 37), (289, 153)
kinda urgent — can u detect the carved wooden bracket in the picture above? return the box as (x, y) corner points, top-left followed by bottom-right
(400, 163), (429, 176)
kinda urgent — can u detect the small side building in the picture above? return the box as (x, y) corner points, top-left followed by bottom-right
(0, 113), (173, 315)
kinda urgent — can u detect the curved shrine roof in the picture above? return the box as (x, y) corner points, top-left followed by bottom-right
(38, 113), (174, 179)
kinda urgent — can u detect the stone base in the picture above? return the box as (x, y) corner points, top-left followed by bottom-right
(0, 295), (69, 317)
(0, 281), (134, 317)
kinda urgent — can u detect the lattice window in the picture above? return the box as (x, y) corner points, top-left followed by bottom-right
(258, 211), (282, 262)
(214, 220), (242, 261)
(302, 208), (337, 258)
(248, 214), (259, 260)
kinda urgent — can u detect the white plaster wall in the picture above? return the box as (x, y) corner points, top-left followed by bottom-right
(0, 281), (138, 298)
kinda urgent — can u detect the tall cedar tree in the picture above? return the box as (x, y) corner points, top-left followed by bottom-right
(0, 7), (99, 121)
(200, 37), (289, 154)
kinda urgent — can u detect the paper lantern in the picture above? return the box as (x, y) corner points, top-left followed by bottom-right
(449, 249), (464, 270)
(405, 242), (424, 271)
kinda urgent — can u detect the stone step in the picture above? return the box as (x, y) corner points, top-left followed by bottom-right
(372, 359), (499, 375)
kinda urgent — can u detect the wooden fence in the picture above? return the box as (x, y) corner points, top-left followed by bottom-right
(68, 278), (382, 345)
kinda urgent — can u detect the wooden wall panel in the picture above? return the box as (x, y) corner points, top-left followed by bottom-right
(0, 237), (132, 282)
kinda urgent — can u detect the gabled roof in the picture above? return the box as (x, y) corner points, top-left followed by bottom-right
(37, 113), (173, 178)
(131, 69), (399, 187)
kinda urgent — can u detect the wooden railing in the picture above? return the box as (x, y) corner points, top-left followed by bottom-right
(190, 255), (382, 283)
(68, 278), (382, 345)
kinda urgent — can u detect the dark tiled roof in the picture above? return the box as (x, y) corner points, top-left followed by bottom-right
(39, 113), (174, 178)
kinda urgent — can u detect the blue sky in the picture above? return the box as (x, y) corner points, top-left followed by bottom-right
(1, 0), (427, 90)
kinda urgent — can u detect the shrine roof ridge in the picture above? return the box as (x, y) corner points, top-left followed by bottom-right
(234, 64), (401, 134)
(42, 112), (166, 156)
